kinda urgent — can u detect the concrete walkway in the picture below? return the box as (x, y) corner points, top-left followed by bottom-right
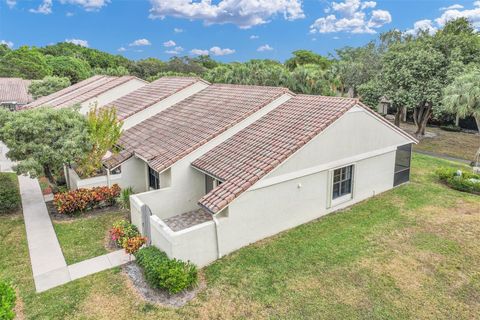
(0, 141), (15, 172)
(18, 175), (132, 293)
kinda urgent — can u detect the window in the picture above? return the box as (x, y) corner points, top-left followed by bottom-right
(205, 174), (222, 194)
(394, 144), (412, 186)
(148, 166), (160, 190)
(332, 165), (354, 200)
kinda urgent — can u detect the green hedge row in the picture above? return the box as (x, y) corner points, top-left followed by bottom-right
(436, 167), (480, 194)
(0, 173), (20, 214)
(134, 246), (197, 294)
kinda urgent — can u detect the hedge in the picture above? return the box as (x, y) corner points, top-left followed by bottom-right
(436, 167), (480, 195)
(53, 184), (120, 215)
(134, 246), (197, 294)
(0, 280), (16, 320)
(0, 173), (20, 214)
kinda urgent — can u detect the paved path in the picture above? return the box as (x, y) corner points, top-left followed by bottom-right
(0, 141), (15, 172)
(18, 175), (132, 293)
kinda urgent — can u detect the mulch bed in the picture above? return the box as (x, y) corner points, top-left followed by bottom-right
(122, 262), (205, 308)
(46, 201), (127, 222)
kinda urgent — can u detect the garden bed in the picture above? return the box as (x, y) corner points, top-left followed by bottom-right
(122, 263), (205, 308)
(46, 200), (125, 221)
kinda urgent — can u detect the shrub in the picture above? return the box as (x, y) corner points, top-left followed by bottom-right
(134, 246), (197, 294)
(440, 125), (462, 132)
(0, 173), (20, 214)
(117, 186), (134, 210)
(123, 236), (147, 254)
(0, 280), (16, 320)
(53, 184), (120, 215)
(109, 220), (140, 247)
(435, 167), (480, 194)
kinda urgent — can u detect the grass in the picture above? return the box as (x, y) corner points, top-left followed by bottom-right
(399, 122), (479, 161)
(0, 172), (21, 214)
(52, 211), (126, 264)
(0, 154), (479, 319)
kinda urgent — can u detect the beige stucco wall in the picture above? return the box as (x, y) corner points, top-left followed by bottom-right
(79, 78), (147, 114)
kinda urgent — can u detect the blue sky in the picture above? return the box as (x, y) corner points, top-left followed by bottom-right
(1, 0), (480, 62)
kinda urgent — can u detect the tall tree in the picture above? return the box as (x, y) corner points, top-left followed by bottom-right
(443, 67), (480, 164)
(132, 58), (164, 79)
(46, 55), (91, 83)
(0, 108), (90, 184)
(0, 46), (52, 79)
(28, 76), (71, 99)
(285, 50), (331, 71)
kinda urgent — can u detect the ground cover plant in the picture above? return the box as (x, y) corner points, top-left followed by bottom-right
(0, 173), (20, 214)
(1, 154), (479, 319)
(0, 280), (16, 320)
(436, 167), (480, 195)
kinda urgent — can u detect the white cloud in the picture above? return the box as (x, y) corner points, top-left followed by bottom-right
(475, 1), (480, 7)
(117, 47), (126, 52)
(60, 0), (109, 11)
(440, 4), (464, 11)
(250, 35), (259, 39)
(405, 19), (437, 35)
(6, 0), (16, 8)
(209, 46), (235, 56)
(165, 46), (184, 54)
(257, 44), (273, 51)
(190, 46), (236, 56)
(333, 36), (340, 39)
(0, 40), (13, 48)
(310, 0), (391, 34)
(29, 0), (52, 14)
(163, 40), (176, 47)
(66, 11), (74, 16)
(148, 0), (305, 29)
(190, 48), (209, 55)
(174, 27), (183, 33)
(65, 38), (89, 47)
(129, 38), (151, 46)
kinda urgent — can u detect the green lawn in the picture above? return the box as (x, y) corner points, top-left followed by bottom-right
(1, 154), (479, 319)
(53, 211), (126, 264)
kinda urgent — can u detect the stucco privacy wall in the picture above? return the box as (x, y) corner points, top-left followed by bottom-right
(68, 157), (147, 192)
(79, 78), (146, 114)
(131, 93), (293, 222)
(122, 81), (209, 130)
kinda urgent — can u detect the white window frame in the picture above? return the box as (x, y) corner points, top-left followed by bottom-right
(327, 163), (356, 208)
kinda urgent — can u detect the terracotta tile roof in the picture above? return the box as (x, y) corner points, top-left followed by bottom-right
(104, 84), (292, 170)
(0, 78), (33, 105)
(192, 95), (362, 214)
(104, 77), (208, 120)
(22, 75), (145, 110)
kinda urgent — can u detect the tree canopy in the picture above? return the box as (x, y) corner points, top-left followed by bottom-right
(0, 46), (52, 79)
(28, 76), (71, 99)
(46, 55), (91, 83)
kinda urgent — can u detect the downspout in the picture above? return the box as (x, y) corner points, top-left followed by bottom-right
(106, 167), (111, 187)
(212, 214), (222, 259)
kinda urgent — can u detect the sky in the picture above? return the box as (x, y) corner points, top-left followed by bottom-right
(1, 0), (480, 62)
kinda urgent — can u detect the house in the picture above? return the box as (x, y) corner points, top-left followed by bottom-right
(65, 77), (210, 189)
(0, 77), (33, 110)
(100, 83), (417, 267)
(21, 75), (147, 113)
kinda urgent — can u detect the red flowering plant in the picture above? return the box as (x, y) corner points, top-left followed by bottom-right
(53, 184), (121, 215)
(123, 236), (147, 254)
(109, 219), (140, 247)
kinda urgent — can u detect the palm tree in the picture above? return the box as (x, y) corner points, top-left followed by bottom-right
(443, 68), (480, 166)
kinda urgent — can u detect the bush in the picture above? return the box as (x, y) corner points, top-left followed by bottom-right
(109, 220), (140, 247)
(0, 173), (20, 214)
(134, 246), (197, 294)
(117, 186), (134, 210)
(436, 167), (480, 194)
(440, 125), (462, 132)
(53, 184), (120, 215)
(0, 280), (16, 320)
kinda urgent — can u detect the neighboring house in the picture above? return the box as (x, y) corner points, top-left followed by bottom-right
(65, 77), (210, 189)
(21, 75), (147, 114)
(0, 77), (33, 110)
(99, 83), (417, 267)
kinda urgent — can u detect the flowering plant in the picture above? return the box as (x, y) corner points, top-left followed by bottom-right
(53, 184), (120, 215)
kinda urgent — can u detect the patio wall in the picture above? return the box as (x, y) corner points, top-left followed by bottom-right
(150, 215), (218, 266)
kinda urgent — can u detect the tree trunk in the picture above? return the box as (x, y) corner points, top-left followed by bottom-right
(347, 87), (355, 98)
(43, 165), (56, 186)
(413, 102), (432, 138)
(474, 116), (480, 167)
(394, 107), (403, 127)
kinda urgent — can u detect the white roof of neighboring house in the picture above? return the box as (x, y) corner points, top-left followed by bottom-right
(0, 78), (33, 105)
(22, 75), (147, 110)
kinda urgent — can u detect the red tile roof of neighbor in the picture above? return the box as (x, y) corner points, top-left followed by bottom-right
(104, 84), (292, 171)
(103, 77), (209, 120)
(0, 78), (33, 105)
(22, 75), (146, 110)
(192, 95), (417, 214)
